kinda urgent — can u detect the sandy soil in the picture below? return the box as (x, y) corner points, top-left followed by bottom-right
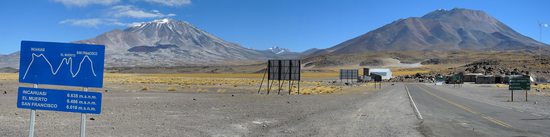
(0, 79), (422, 137)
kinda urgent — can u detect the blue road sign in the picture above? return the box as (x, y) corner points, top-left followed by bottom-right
(17, 87), (102, 114)
(19, 41), (105, 88)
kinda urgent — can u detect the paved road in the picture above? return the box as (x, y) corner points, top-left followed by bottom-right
(406, 84), (550, 137)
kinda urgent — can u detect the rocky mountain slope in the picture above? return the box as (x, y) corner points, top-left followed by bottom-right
(0, 51), (19, 70)
(310, 8), (548, 56)
(77, 18), (275, 67)
(0, 19), (314, 69)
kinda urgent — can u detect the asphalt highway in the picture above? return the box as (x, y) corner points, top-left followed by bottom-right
(406, 84), (550, 137)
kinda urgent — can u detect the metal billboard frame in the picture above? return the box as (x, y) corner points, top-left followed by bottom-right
(339, 69), (359, 83)
(258, 59), (301, 95)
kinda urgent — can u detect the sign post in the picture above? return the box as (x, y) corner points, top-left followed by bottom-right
(81, 87), (88, 137)
(451, 73), (464, 88)
(28, 84), (38, 137)
(17, 87), (102, 113)
(373, 74), (382, 89)
(18, 41), (105, 137)
(509, 76), (530, 102)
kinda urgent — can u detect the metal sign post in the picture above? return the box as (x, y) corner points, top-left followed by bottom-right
(258, 60), (301, 95)
(28, 84), (38, 137)
(509, 76), (530, 102)
(80, 87), (88, 137)
(29, 108), (35, 137)
(372, 74), (382, 89)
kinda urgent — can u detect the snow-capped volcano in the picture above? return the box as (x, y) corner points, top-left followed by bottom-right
(76, 18), (271, 67)
(0, 18), (311, 68)
(267, 46), (290, 54)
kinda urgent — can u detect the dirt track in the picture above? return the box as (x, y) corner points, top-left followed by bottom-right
(0, 81), (422, 137)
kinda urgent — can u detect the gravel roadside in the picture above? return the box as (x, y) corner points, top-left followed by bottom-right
(0, 82), (421, 137)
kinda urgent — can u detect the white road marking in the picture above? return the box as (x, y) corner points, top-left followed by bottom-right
(405, 85), (423, 120)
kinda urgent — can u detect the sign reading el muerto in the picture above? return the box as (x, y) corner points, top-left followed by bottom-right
(17, 87), (102, 114)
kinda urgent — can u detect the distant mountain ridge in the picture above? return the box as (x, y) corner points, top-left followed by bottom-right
(77, 18), (275, 67)
(0, 51), (19, 69)
(267, 46), (290, 54)
(310, 8), (548, 56)
(0, 19), (311, 68)
(3, 8), (543, 69)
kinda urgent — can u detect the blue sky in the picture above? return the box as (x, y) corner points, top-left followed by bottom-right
(0, 0), (549, 54)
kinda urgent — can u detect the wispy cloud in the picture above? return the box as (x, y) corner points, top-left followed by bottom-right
(144, 0), (191, 6)
(52, 0), (120, 7)
(55, 1), (183, 28)
(110, 5), (176, 18)
(59, 18), (125, 27)
(128, 22), (145, 27)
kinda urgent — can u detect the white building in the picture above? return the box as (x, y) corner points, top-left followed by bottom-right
(369, 68), (392, 80)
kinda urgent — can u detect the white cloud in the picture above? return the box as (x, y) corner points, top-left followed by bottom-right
(110, 5), (176, 18)
(144, 0), (191, 6)
(52, 0), (120, 7)
(60, 18), (125, 27)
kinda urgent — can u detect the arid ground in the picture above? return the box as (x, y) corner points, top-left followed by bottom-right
(3, 69), (550, 136)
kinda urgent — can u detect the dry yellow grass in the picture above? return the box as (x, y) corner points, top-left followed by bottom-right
(0, 73), (17, 80)
(196, 89), (208, 93)
(295, 86), (343, 95)
(0, 73), (333, 87)
(392, 70), (430, 76)
(130, 73), (263, 78)
(306, 64), (463, 77)
(390, 64), (466, 76)
(103, 73), (261, 88)
(141, 86), (149, 91)
(495, 84), (508, 88)
(0, 69), (428, 82)
(216, 89), (226, 93)
(0, 72), (348, 94)
(302, 72), (339, 78)
(167, 86), (177, 91)
(105, 72), (341, 79)
(359, 82), (381, 87)
(533, 84), (550, 89)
